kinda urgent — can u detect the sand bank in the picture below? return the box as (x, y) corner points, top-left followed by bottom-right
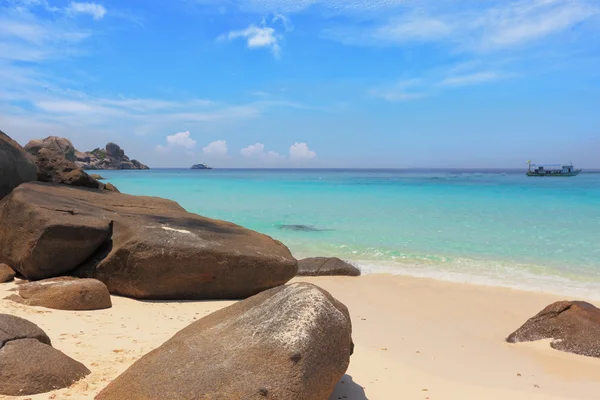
(1, 274), (599, 399)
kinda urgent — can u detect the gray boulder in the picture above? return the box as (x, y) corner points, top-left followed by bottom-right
(0, 182), (297, 300)
(507, 300), (600, 358)
(0, 130), (37, 199)
(96, 283), (353, 400)
(24, 136), (76, 162)
(0, 314), (90, 396)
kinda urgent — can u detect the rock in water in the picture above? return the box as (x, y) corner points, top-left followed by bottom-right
(76, 143), (149, 170)
(507, 301), (600, 358)
(0, 314), (90, 396)
(24, 136), (76, 162)
(0, 130), (37, 199)
(297, 257), (361, 276)
(6, 277), (112, 310)
(0, 182), (297, 299)
(0, 264), (16, 283)
(96, 283), (353, 400)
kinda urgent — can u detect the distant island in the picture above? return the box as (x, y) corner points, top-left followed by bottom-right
(76, 142), (149, 170)
(24, 137), (149, 170)
(191, 163), (212, 170)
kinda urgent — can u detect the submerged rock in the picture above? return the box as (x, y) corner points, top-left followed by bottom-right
(277, 224), (332, 232)
(96, 283), (353, 400)
(507, 300), (600, 358)
(0, 130), (37, 199)
(297, 257), (361, 277)
(6, 277), (112, 310)
(0, 314), (90, 396)
(0, 182), (297, 299)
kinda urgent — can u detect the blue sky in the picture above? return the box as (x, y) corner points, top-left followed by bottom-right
(1, 0), (599, 168)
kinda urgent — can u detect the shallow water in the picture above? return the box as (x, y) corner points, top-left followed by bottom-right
(101, 169), (600, 298)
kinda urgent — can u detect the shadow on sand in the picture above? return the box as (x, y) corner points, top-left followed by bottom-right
(329, 375), (368, 400)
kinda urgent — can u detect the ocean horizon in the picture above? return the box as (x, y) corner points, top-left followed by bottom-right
(100, 168), (600, 299)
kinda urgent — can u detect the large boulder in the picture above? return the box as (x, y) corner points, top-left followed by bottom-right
(297, 257), (361, 277)
(35, 147), (100, 188)
(0, 182), (297, 299)
(0, 314), (51, 347)
(0, 314), (90, 396)
(1, 339), (90, 396)
(6, 277), (112, 310)
(24, 136), (76, 162)
(0, 185), (113, 280)
(507, 301), (600, 358)
(105, 142), (125, 160)
(96, 283), (353, 400)
(0, 264), (16, 283)
(0, 130), (37, 199)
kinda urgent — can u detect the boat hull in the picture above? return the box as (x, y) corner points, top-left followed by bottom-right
(526, 170), (582, 177)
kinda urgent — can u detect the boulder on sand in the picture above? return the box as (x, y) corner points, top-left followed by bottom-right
(96, 283), (353, 400)
(0, 314), (90, 396)
(0, 264), (16, 283)
(24, 136), (76, 162)
(0, 182), (297, 299)
(507, 300), (600, 358)
(0, 130), (37, 199)
(0, 314), (51, 347)
(0, 184), (113, 280)
(6, 277), (112, 310)
(297, 257), (361, 277)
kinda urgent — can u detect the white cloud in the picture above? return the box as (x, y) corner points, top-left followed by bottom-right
(240, 143), (284, 161)
(224, 24), (281, 56)
(66, 2), (107, 20)
(370, 79), (428, 102)
(155, 131), (197, 152)
(439, 71), (502, 88)
(203, 140), (228, 156)
(166, 131), (197, 149)
(289, 142), (316, 160)
(329, 0), (599, 52)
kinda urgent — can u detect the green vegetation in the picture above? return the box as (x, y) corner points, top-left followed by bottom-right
(91, 148), (107, 160)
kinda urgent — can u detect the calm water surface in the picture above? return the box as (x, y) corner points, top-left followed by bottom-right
(100, 169), (600, 298)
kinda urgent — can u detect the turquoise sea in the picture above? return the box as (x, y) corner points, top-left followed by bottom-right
(101, 169), (600, 298)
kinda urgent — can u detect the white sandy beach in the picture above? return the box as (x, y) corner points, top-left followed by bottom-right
(1, 274), (600, 400)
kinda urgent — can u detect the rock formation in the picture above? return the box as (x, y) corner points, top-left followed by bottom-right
(507, 300), (600, 358)
(297, 257), (361, 277)
(0, 182), (297, 300)
(6, 277), (112, 310)
(24, 136), (76, 162)
(95, 283), (353, 400)
(76, 142), (149, 170)
(0, 264), (16, 283)
(0, 130), (37, 199)
(0, 314), (90, 396)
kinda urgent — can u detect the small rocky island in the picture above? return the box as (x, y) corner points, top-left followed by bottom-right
(76, 142), (149, 170)
(24, 137), (149, 170)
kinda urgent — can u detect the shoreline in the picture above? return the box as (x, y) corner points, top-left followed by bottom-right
(2, 273), (600, 399)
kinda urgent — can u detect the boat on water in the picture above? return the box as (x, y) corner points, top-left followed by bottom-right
(526, 161), (581, 177)
(191, 163), (212, 170)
